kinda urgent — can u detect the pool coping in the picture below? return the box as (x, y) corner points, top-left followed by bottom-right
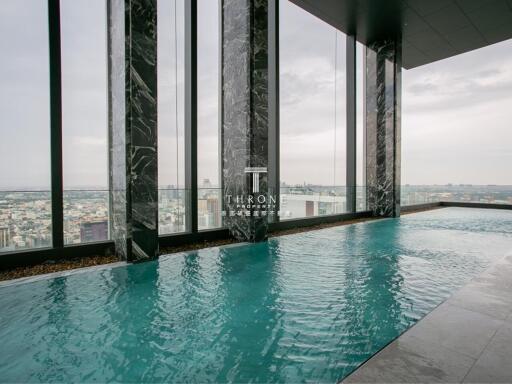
(341, 250), (512, 383)
(0, 261), (129, 288)
(0, 242), (253, 288)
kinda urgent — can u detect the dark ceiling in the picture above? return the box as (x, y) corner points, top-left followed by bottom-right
(289, 0), (512, 69)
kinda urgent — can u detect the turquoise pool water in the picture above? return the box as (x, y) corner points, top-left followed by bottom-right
(1, 208), (512, 383)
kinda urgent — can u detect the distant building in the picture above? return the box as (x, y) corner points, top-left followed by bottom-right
(282, 194), (346, 219)
(201, 178), (213, 189)
(208, 198), (221, 227)
(198, 198), (221, 229)
(80, 221), (108, 243)
(0, 227), (9, 249)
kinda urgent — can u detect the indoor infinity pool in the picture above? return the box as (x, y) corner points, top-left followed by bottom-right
(1, 207), (512, 383)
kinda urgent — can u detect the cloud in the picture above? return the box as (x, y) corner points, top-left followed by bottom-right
(406, 81), (439, 95)
(1, 0), (511, 188)
(403, 39), (512, 118)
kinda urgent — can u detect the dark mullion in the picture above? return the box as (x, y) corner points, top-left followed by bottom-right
(363, 45), (367, 206)
(185, 0), (198, 233)
(346, 34), (357, 213)
(218, 0), (224, 226)
(268, 0), (280, 222)
(48, 0), (64, 248)
(106, 0), (113, 241)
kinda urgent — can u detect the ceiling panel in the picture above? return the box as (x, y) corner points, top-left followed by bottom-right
(404, 0), (452, 16)
(402, 7), (431, 35)
(483, 23), (512, 44)
(444, 26), (486, 51)
(466, 1), (512, 31)
(423, 4), (472, 34)
(289, 0), (512, 69)
(456, 0), (502, 13)
(405, 31), (450, 52)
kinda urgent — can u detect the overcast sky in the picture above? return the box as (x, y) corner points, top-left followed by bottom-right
(0, 0), (511, 190)
(402, 38), (512, 185)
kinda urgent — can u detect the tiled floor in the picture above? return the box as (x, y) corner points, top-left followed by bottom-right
(343, 253), (512, 383)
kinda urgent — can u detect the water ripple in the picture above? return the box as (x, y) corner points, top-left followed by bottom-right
(0, 208), (511, 382)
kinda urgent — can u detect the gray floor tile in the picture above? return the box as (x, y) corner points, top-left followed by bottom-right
(405, 303), (503, 359)
(480, 323), (512, 358)
(447, 283), (512, 320)
(463, 325), (512, 383)
(343, 333), (475, 383)
(464, 348), (512, 383)
(472, 261), (512, 293)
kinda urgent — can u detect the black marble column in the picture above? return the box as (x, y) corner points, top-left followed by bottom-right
(221, 0), (269, 242)
(365, 40), (401, 217)
(108, 0), (158, 261)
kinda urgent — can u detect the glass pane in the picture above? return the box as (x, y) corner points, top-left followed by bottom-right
(401, 39), (512, 206)
(197, 0), (222, 231)
(61, 0), (109, 244)
(158, 0), (187, 234)
(0, 0), (52, 252)
(279, 0), (347, 219)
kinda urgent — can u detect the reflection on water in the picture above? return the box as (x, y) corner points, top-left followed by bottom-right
(1, 208), (511, 382)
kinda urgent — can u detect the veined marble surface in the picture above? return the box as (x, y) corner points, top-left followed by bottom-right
(366, 40), (402, 218)
(108, 0), (158, 261)
(221, 0), (269, 242)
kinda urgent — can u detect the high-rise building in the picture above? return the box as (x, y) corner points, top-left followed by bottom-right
(80, 221), (108, 243)
(198, 198), (221, 229)
(201, 178), (212, 189)
(0, 227), (9, 249)
(207, 198), (220, 228)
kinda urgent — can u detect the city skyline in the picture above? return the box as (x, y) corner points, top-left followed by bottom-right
(3, 184), (512, 251)
(3, 181), (512, 191)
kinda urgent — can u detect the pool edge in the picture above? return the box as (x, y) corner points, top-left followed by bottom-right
(0, 261), (129, 288)
(340, 251), (512, 383)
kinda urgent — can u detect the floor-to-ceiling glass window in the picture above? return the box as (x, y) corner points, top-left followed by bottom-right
(0, 0), (52, 252)
(279, 0), (347, 219)
(401, 39), (512, 206)
(158, 0), (187, 234)
(197, 0), (222, 230)
(61, 0), (109, 245)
